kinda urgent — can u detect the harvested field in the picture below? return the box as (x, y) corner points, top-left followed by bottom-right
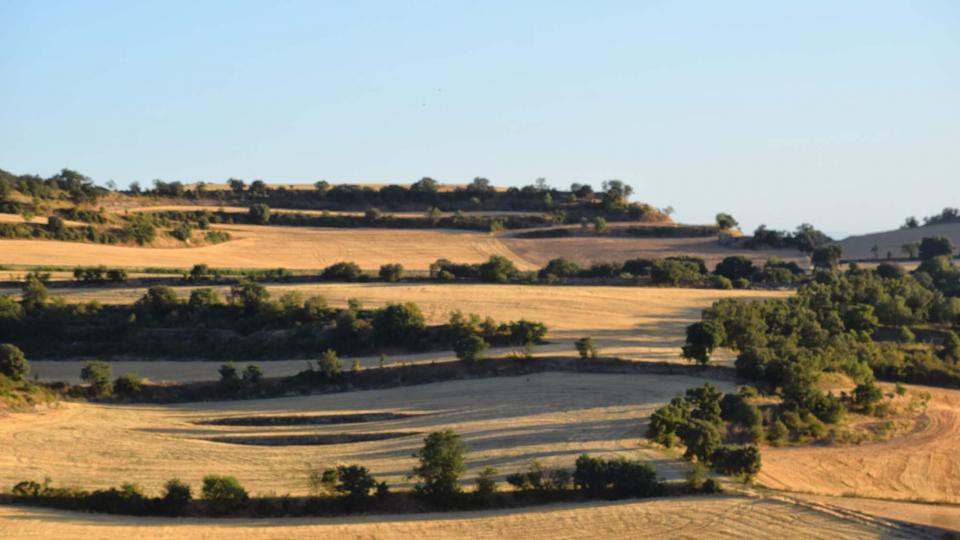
(838, 222), (960, 261)
(23, 285), (787, 381)
(0, 495), (915, 539)
(0, 225), (530, 271)
(501, 235), (806, 269)
(759, 384), (960, 504)
(0, 372), (734, 495)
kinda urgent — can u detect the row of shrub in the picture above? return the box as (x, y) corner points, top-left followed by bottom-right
(0, 276), (547, 361)
(3, 430), (670, 518)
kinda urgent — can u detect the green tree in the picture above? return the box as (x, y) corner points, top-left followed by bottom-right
(412, 430), (466, 503)
(575, 336), (598, 360)
(113, 372), (143, 397)
(373, 303), (425, 346)
(202, 475), (248, 515)
(709, 445), (761, 481)
(678, 419), (721, 462)
(379, 263), (404, 282)
(229, 279), (269, 313)
(0, 343), (29, 381)
(474, 466), (498, 504)
(919, 236), (955, 260)
(811, 245), (842, 270)
(715, 213), (739, 230)
(478, 255), (518, 283)
(454, 333), (488, 363)
(593, 216), (608, 233)
(248, 203), (271, 224)
(81, 360), (113, 397)
(21, 272), (49, 311)
(160, 479), (192, 516)
(681, 320), (726, 365)
(901, 242), (920, 260)
(317, 349), (343, 378)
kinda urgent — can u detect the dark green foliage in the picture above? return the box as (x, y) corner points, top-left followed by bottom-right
(474, 466), (498, 504)
(242, 364), (263, 384)
(919, 236), (955, 260)
(539, 258), (581, 278)
(709, 445), (761, 481)
(650, 259), (704, 286)
(714, 256), (755, 281)
(454, 333), (487, 363)
(379, 263), (404, 282)
(412, 430), (466, 503)
(681, 320), (726, 365)
(202, 475), (248, 515)
(811, 245), (842, 270)
(572, 454), (662, 498)
(229, 279), (269, 314)
(322, 261), (363, 281)
(852, 381), (884, 414)
(160, 479), (192, 516)
(479, 255), (519, 283)
(21, 272), (49, 312)
(328, 465), (379, 504)
(136, 286), (180, 319)
(81, 360), (113, 397)
(248, 203), (271, 224)
(373, 303), (425, 347)
(677, 419), (721, 462)
(124, 216), (157, 245)
(715, 212), (738, 230)
(575, 336), (598, 360)
(113, 372), (143, 398)
(0, 343), (29, 381)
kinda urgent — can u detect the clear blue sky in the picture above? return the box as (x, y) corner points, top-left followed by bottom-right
(2, 1), (957, 237)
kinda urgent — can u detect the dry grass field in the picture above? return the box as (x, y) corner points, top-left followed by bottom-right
(0, 372), (733, 494)
(0, 225), (530, 271)
(0, 221), (807, 272)
(500, 235), (806, 269)
(758, 384), (960, 504)
(20, 284), (786, 381)
(838, 222), (960, 260)
(0, 495), (915, 539)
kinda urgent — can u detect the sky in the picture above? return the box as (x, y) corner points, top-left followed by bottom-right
(1, 1), (958, 237)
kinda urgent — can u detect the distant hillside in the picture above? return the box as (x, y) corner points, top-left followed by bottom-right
(838, 222), (960, 260)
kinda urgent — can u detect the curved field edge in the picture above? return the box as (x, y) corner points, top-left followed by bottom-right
(0, 495), (920, 539)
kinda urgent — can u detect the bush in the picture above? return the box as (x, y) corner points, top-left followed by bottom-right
(202, 475), (248, 515)
(919, 236), (955, 260)
(322, 261), (363, 282)
(474, 466), (498, 504)
(573, 454), (662, 498)
(412, 430), (466, 504)
(372, 303), (425, 346)
(0, 343), (29, 381)
(160, 479), (192, 516)
(575, 336), (598, 360)
(681, 320), (725, 365)
(81, 360), (113, 397)
(454, 333), (487, 363)
(113, 372), (143, 398)
(379, 263), (404, 282)
(479, 255), (519, 283)
(709, 445), (761, 481)
(248, 204), (271, 225)
(328, 464), (379, 505)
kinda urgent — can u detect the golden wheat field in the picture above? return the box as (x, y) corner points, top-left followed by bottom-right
(22, 284), (786, 382)
(0, 225), (529, 271)
(758, 384), (960, 504)
(0, 221), (805, 272)
(0, 373), (732, 494)
(0, 495), (917, 539)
